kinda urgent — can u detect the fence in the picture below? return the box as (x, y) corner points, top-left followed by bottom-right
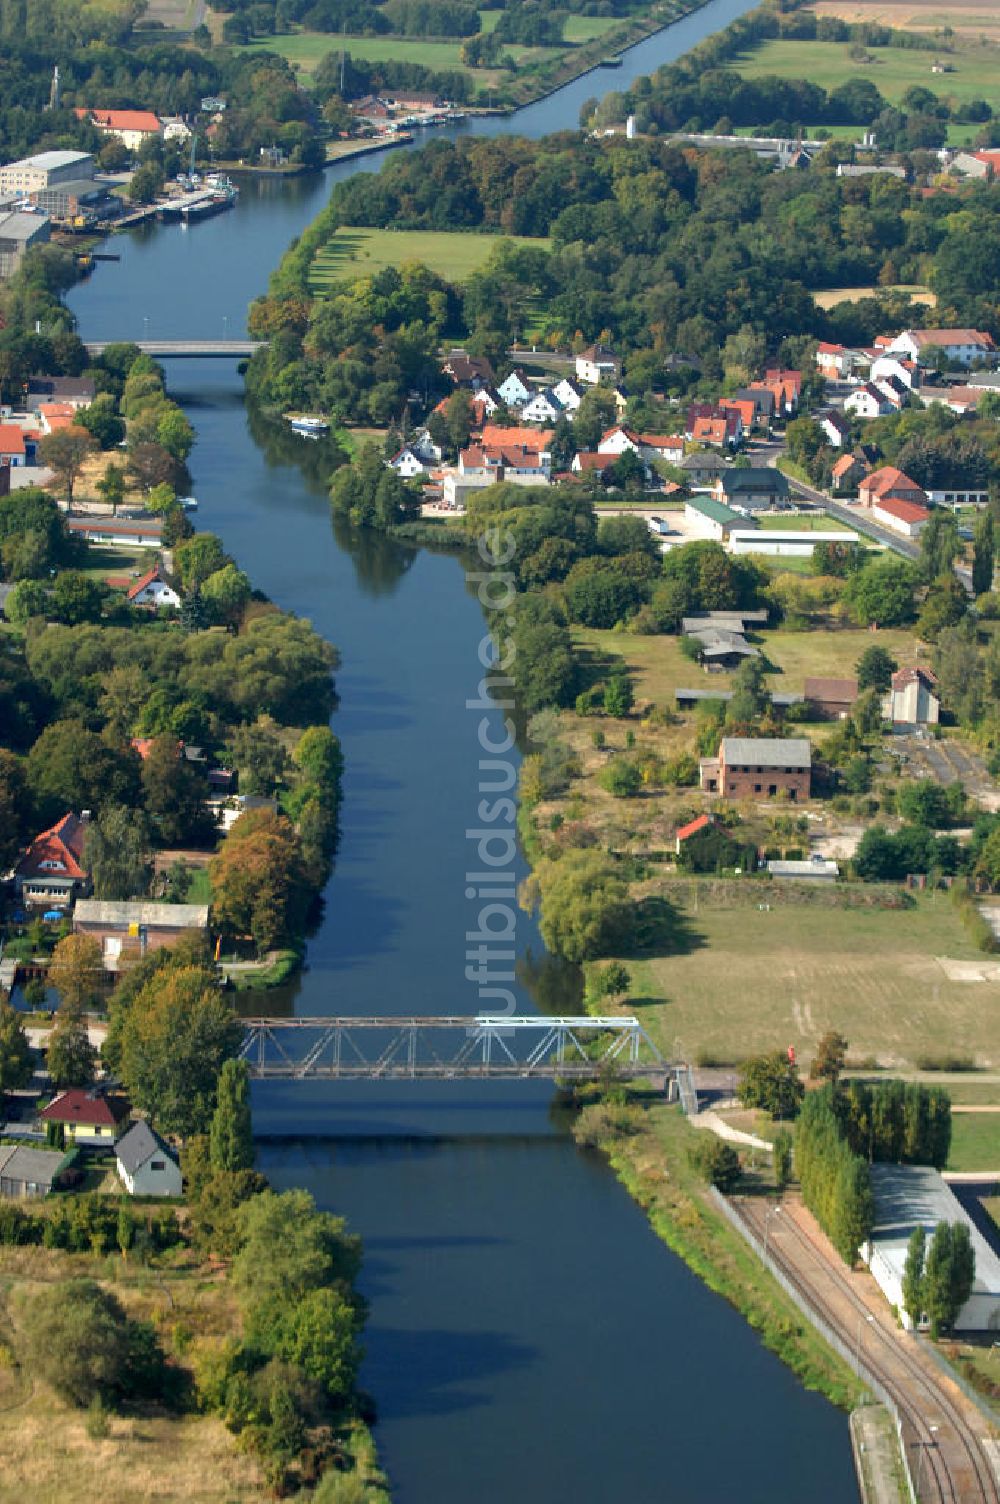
(710, 1188), (917, 1503)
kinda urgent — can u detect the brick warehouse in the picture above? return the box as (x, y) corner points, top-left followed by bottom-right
(700, 737), (812, 800)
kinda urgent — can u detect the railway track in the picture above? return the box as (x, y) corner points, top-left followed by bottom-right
(735, 1197), (1000, 1504)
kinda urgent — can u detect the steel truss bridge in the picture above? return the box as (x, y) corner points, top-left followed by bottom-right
(240, 1015), (681, 1090)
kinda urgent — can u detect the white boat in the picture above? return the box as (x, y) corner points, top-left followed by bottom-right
(288, 415), (329, 436)
(179, 495), (198, 511)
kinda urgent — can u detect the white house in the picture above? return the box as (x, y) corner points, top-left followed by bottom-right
(819, 411), (850, 448)
(576, 343), (620, 386)
(520, 388), (563, 424)
(882, 666), (940, 726)
(552, 377), (583, 411)
(411, 427), (442, 463)
(886, 328), (996, 368)
(497, 369), (533, 407)
(389, 445), (427, 478)
(115, 1120), (182, 1198)
(127, 565), (181, 610)
(844, 383), (892, 419)
(871, 496), (930, 539)
(597, 425), (640, 456)
(162, 118), (193, 143)
(870, 355), (919, 390)
(637, 433), (685, 464)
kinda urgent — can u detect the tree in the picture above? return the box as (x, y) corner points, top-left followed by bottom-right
(603, 675), (634, 719)
(48, 934), (103, 1013)
(209, 1059), (254, 1172)
(949, 1222), (976, 1330)
(831, 1156), (874, 1265)
(917, 574), (967, 641)
(522, 851), (634, 963)
(18, 1279), (162, 1408)
(738, 1052), (804, 1119)
(0, 1003), (33, 1095)
(598, 757), (642, 797)
(811, 1030), (848, 1085)
(95, 463), (125, 513)
(84, 802), (153, 900)
(118, 966), (244, 1138)
(27, 720), (141, 827)
(919, 510), (961, 584)
(39, 427), (96, 503)
(773, 1130), (793, 1191)
(226, 718), (288, 796)
(845, 557), (918, 627)
(691, 1137), (741, 1193)
(141, 738), (214, 848)
(973, 511), (994, 597)
(201, 564), (251, 628)
(0, 749), (31, 873)
(902, 1224), (926, 1327)
(174, 534), (228, 593)
(47, 1003), (96, 1088)
(210, 810), (308, 954)
(923, 1221), (955, 1337)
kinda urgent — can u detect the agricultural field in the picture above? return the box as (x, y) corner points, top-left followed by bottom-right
(811, 285), (937, 310)
(308, 225), (549, 291)
(946, 1112), (1000, 1171)
(622, 894), (996, 1069)
(812, 0), (1000, 43)
(729, 36), (1000, 111)
(236, 31), (469, 74)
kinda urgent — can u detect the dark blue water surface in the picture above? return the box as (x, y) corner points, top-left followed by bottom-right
(68, 6), (859, 1496)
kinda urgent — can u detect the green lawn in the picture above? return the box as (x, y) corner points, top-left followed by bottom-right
(238, 31), (468, 73)
(756, 513), (853, 532)
(946, 1113), (1000, 1172)
(574, 624), (922, 705)
(624, 894), (994, 1069)
(730, 37), (1000, 111)
(309, 225), (549, 291)
(562, 14), (623, 42)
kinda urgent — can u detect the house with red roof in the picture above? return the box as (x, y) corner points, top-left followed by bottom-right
(674, 812), (716, 855)
(479, 424), (553, 455)
(128, 564), (181, 610)
(76, 107), (162, 151)
(831, 453), (869, 492)
(884, 328), (996, 368)
(40, 1088), (131, 1145)
(870, 495), (930, 539)
(597, 425), (641, 456)
(858, 466), (927, 511)
(15, 812), (90, 909)
(38, 402), (76, 434)
(0, 424), (27, 466)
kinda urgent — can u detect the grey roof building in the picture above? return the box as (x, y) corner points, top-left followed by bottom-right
(0, 1144), (68, 1198)
(0, 210), (50, 278)
(720, 737), (811, 769)
(115, 1120), (182, 1197)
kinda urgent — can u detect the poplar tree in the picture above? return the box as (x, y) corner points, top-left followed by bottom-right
(209, 1059), (255, 1172)
(923, 1222), (954, 1338)
(902, 1225), (926, 1327)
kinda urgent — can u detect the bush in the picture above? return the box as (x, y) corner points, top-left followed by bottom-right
(598, 757), (643, 797)
(689, 1137), (741, 1192)
(18, 1279), (167, 1408)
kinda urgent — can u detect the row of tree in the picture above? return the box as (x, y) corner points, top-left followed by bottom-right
(795, 1086), (875, 1265)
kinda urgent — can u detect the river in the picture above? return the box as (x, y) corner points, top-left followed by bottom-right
(68, 3), (860, 1497)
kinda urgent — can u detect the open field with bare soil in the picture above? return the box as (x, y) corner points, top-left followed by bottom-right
(812, 0), (1000, 41)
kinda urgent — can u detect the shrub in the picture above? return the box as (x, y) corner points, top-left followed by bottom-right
(689, 1137), (741, 1193)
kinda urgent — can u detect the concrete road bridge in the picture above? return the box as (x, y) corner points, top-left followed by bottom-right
(84, 339), (266, 359)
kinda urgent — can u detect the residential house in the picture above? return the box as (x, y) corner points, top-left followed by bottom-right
(575, 343), (620, 386)
(162, 117), (193, 143)
(470, 388), (500, 423)
(442, 354), (495, 390)
(388, 445), (428, 478)
(872, 374), (908, 411)
(755, 368), (801, 416)
(26, 375), (95, 411)
(66, 516), (162, 549)
(815, 342), (868, 380)
(636, 433), (684, 465)
(480, 424), (553, 460)
(678, 451), (732, 487)
(76, 107), (163, 151)
(40, 1088), (130, 1146)
(882, 666), (940, 727)
(735, 386), (776, 427)
(923, 481), (990, 508)
(684, 495), (744, 542)
(127, 564), (180, 610)
(458, 443), (550, 484)
(699, 737), (811, 800)
(0, 1145), (68, 1199)
(949, 149), (1000, 181)
(858, 466), (928, 510)
(925, 386), (986, 417)
(15, 812), (90, 910)
(73, 899), (209, 971)
(0, 424), (27, 465)
(885, 328), (996, 368)
(719, 397), (757, 434)
(520, 388), (563, 424)
(831, 453), (869, 492)
(870, 355), (920, 391)
(38, 402), (77, 434)
(597, 425), (640, 456)
(804, 676), (858, 719)
(410, 427), (441, 463)
(871, 495), (930, 538)
(115, 1120), (182, 1197)
(552, 377), (583, 411)
(674, 812), (717, 857)
(570, 452), (615, 478)
(713, 468), (790, 514)
(497, 369), (533, 407)
(819, 410), (851, 448)
(844, 382), (892, 419)
(686, 404), (742, 448)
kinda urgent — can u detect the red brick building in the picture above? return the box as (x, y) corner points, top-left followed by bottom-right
(700, 737), (812, 800)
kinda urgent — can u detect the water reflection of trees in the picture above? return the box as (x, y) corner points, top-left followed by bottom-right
(330, 512), (419, 598)
(516, 948), (583, 1016)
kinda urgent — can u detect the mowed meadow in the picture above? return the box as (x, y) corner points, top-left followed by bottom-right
(308, 225), (550, 292)
(729, 35), (1000, 111)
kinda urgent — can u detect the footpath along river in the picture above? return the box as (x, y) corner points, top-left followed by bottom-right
(69, 3), (860, 1496)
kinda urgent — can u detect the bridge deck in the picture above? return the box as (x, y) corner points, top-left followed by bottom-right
(84, 339), (266, 359)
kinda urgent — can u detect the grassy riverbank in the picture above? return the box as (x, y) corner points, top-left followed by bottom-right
(578, 1099), (862, 1409)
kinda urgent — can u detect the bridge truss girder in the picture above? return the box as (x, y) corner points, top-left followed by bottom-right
(239, 1015), (674, 1086)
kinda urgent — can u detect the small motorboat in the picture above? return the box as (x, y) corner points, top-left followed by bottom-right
(288, 415), (330, 437)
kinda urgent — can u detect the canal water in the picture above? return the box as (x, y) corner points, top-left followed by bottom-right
(69, 3), (860, 1497)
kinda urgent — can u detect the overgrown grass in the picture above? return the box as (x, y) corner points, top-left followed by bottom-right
(308, 225), (549, 293)
(729, 36), (1000, 110)
(946, 1113), (1000, 1172)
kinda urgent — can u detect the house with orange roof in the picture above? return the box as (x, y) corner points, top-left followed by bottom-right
(127, 564), (181, 609)
(674, 812), (716, 856)
(597, 425), (640, 456)
(831, 453), (869, 492)
(76, 107), (162, 150)
(636, 433), (684, 463)
(884, 328), (996, 368)
(858, 466), (927, 510)
(15, 812), (90, 909)
(38, 402), (76, 434)
(870, 495), (930, 539)
(0, 424), (27, 466)
(479, 424), (553, 455)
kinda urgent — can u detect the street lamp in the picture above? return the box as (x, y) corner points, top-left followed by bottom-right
(764, 1204), (781, 1261)
(914, 1425), (939, 1499)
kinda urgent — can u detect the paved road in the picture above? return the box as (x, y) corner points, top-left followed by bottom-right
(734, 1194), (1000, 1504)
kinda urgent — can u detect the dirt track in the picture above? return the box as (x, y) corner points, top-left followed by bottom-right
(732, 1194), (1000, 1503)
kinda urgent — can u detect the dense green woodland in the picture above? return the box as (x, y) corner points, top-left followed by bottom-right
(249, 131), (1000, 427)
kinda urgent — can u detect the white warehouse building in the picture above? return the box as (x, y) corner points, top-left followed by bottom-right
(864, 1164), (1000, 1332)
(729, 529), (859, 558)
